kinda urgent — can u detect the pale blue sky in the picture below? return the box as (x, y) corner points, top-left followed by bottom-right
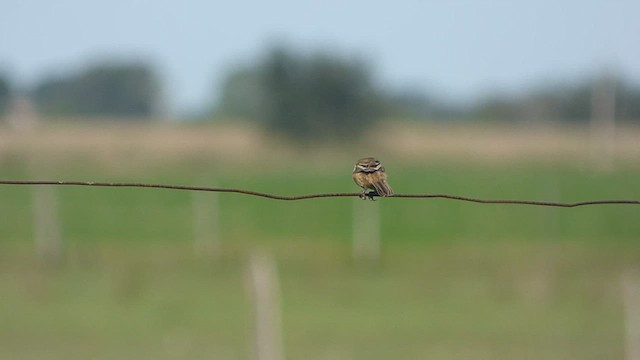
(2, 0), (639, 114)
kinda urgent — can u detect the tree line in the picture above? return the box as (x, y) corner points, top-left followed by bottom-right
(1, 45), (639, 139)
(0, 62), (161, 120)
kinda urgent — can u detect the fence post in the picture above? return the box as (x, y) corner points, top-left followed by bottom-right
(191, 187), (220, 258)
(538, 178), (560, 237)
(6, 96), (38, 131)
(9, 97), (63, 266)
(32, 186), (63, 266)
(590, 72), (616, 172)
(246, 250), (284, 360)
(623, 270), (640, 360)
(352, 198), (380, 262)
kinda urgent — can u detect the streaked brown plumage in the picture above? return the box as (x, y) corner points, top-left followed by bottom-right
(352, 157), (393, 199)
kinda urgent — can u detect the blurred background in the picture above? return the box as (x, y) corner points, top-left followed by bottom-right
(1, 1), (640, 359)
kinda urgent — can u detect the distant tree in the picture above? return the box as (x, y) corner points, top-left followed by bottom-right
(387, 89), (435, 119)
(216, 48), (640, 127)
(216, 45), (385, 140)
(618, 82), (640, 121)
(262, 46), (384, 139)
(297, 53), (382, 138)
(32, 62), (161, 118)
(216, 66), (264, 120)
(0, 74), (11, 117)
(474, 95), (522, 121)
(32, 76), (76, 115)
(558, 84), (592, 121)
(258, 46), (309, 137)
(472, 76), (640, 123)
(526, 83), (592, 122)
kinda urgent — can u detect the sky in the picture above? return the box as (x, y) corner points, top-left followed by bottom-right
(1, 0), (639, 115)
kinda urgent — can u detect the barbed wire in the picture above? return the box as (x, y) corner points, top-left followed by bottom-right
(0, 180), (638, 207)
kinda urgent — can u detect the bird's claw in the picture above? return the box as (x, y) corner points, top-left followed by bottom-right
(359, 191), (376, 201)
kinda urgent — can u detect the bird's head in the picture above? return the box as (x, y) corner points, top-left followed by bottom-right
(353, 157), (383, 173)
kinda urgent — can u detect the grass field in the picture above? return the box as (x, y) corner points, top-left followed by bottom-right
(0, 122), (639, 359)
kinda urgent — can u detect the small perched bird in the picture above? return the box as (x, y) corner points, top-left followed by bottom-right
(352, 157), (393, 200)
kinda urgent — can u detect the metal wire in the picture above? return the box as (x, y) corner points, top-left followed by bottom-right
(1, 180), (638, 207)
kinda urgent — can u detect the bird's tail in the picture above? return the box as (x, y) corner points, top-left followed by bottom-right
(372, 181), (393, 197)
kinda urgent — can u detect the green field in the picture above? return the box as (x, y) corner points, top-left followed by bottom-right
(1, 124), (639, 359)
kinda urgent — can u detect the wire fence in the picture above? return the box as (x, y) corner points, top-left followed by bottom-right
(1, 180), (639, 207)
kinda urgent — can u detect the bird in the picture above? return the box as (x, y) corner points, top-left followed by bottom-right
(352, 157), (393, 200)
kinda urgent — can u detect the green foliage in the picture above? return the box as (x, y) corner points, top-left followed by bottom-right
(32, 62), (161, 118)
(216, 66), (264, 120)
(0, 74), (11, 117)
(474, 95), (521, 121)
(217, 49), (640, 126)
(217, 45), (385, 140)
(386, 89), (446, 120)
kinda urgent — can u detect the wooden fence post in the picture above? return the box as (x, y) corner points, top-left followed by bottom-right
(623, 270), (640, 360)
(590, 72), (616, 172)
(246, 250), (284, 360)
(32, 186), (63, 266)
(191, 188), (220, 258)
(352, 198), (380, 262)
